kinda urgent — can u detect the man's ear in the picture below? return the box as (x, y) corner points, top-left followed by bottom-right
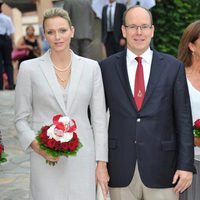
(121, 25), (127, 39)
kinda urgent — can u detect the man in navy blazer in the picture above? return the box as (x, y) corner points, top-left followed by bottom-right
(101, 0), (126, 57)
(100, 5), (195, 200)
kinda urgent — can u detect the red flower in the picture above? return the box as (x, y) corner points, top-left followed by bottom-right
(74, 138), (79, 147)
(39, 131), (48, 144)
(67, 120), (77, 132)
(53, 114), (63, 125)
(41, 125), (50, 134)
(68, 138), (79, 151)
(55, 122), (65, 131)
(47, 139), (56, 149)
(54, 141), (61, 150)
(73, 132), (78, 140)
(41, 136), (49, 144)
(0, 144), (3, 155)
(61, 142), (68, 151)
(194, 119), (200, 130)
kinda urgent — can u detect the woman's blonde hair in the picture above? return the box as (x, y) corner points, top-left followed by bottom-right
(43, 7), (72, 32)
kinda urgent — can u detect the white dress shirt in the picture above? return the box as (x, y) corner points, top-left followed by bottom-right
(126, 47), (153, 96)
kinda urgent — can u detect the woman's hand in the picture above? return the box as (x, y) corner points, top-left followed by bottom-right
(30, 139), (59, 163)
(96, 161), (110, 200)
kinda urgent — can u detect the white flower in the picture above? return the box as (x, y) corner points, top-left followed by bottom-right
(47, 125), (56, 139)
(58, 116), (70, 125)
(47, 125), (73, 143)
(59, 132), (73, 143)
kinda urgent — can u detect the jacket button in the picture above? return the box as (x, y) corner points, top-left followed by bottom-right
(137, 118), (141, 122)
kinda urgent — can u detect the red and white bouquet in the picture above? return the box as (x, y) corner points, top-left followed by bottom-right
(36, 114), (82, 165)
(193, 119), (200, 147)
(0, 143), (7, 164)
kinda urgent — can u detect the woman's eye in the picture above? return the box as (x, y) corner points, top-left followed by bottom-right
(47, 31), (54, 35)
(59, 29), (67, 33)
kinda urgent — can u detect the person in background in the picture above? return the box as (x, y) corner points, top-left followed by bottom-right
(101, 0), (126, 57)
(0, 0), (15, 90)
(15, 7), (109, 200)
(39, 24), (50, 54)
(178, 20), (200, 200)
(63, 0), (95, 58)
(16, 25), (42, 66)
(99, 5), (195, 200)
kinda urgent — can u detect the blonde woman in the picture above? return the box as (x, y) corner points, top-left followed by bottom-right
(15, 8), (109, 200)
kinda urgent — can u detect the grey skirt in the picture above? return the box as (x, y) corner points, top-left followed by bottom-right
(179, 159), (200, 200)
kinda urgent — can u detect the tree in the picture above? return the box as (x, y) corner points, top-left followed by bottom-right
(151, 0), (200, 56)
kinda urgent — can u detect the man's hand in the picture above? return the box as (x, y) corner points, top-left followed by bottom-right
(173, 170), (193, 193)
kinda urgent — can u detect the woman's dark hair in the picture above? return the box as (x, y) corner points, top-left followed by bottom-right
(178, 20), (200, 67)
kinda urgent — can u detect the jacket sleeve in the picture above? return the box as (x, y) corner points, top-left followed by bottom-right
(15, 62), (35, 152)
(173, 62), (195, 172)
(90, 63), (108, 162)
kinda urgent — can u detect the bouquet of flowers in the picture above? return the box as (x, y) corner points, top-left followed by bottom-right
(0, 132), (7, 164)
(36, 114), (82, 165)
(193, 119), (200, 147)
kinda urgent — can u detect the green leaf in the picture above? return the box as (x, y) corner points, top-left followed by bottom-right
(0, 152), (8, 164)
(194, 129), (200, 137)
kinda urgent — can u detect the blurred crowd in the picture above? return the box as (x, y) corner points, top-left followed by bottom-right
(0, 0), (155, 91)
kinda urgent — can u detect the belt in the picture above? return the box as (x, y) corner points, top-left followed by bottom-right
(0, 34), (11, 40)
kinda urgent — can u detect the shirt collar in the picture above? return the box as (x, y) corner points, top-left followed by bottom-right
(127, 47), (153, 64)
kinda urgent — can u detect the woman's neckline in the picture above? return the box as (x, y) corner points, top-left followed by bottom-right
(187, 79), (200, 94)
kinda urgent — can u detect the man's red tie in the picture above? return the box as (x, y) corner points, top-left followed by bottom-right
(134, 57), (145, 111)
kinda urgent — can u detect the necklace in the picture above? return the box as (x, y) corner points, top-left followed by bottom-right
(55, 69), (71, 83)
(54, 60), (72, 72)
(55, 72), (67, 82)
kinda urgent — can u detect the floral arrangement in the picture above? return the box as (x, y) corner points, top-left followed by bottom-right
(36, 114), (82, 165)
(0, 143), (7, 164)
(193, 119), (200, 147)
(193, 119), (200, 137)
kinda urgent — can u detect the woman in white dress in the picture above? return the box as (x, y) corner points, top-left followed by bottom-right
(178, 20), (200, 200)
(15, 8), (109, 200)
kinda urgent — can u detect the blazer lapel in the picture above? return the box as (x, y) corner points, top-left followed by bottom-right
(115, 50), (138, 110)
(66, 53), (83, 113)
(142, 50), (164, 109)
(38, 51), (67, 114)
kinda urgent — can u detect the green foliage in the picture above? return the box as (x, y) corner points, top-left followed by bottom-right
(151, 0), (200, 56)
(193, 128), (200, 137)
(0, 152), (8, 164)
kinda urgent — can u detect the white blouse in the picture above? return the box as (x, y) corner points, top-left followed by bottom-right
(187, 79), (200, 161)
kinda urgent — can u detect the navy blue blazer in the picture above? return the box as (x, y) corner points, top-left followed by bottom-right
(99, 49), (195, 188)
